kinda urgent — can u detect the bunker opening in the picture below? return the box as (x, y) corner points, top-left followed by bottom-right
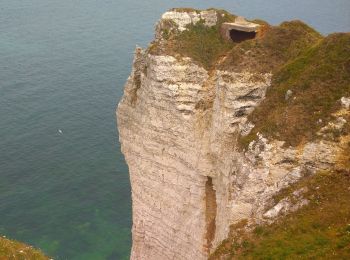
(221, 16), (260, 43)
(229, 29), (257, 43)
(205, 176), (217, 251)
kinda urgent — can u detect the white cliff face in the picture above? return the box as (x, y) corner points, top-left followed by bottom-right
(118, 51), (211, 260)
(117, 11), (344, 260)
(161, 10), (217, 31)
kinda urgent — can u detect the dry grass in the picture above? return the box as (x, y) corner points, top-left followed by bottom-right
(0, 237), (48, 260)
(218, 20), (322, 73)
(240, 33), (350, 147)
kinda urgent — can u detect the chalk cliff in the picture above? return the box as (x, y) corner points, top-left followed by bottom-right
(117, 9), (350, 260)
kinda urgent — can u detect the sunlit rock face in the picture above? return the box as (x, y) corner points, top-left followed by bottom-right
(160, 9), (217, 31)
(117, 10), (343, 260)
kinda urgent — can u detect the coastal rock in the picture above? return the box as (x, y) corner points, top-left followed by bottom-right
(117, 10), (344, 260)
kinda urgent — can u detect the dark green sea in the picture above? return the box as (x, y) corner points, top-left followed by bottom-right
(0, 0), (349, 259)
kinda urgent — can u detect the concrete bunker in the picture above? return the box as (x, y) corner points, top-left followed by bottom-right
(221, 16), (260, 43)
(205, 176), (217, 251)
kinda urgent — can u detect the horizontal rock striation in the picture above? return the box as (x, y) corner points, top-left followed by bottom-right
(117, 9), (346, 260)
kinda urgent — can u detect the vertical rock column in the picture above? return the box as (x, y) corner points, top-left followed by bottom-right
(117, 51), (212, 260)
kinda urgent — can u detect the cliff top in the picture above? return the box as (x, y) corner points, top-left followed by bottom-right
(149, 8), (322, 71)
(149, 9), (349, 155)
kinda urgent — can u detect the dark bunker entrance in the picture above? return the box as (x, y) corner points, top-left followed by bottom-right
(229, 29), (256, 43)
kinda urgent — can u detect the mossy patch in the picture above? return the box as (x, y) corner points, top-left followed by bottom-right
(241, 33), (350, 147)
(210, 170), (350, 259)
(0, 236), (48, 260)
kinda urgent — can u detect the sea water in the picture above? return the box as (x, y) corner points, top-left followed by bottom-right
(0, 0), (349, 259)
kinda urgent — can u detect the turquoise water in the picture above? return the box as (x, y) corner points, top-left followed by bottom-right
(0, 0), (349, 259)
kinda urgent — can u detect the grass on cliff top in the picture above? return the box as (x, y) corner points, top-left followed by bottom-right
(0, 236), (49, 260)
(218, 20), (322, 73)
(149, 9), (237, 70)
(210, 169), (350, 260)
(150, 9), (322, 72)
(240, 33), (350, 148)
(172, 21), (233, 70)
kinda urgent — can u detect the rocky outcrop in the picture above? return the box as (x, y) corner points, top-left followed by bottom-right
(117, 9), (346, 260)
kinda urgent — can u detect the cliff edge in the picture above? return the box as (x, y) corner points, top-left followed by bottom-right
(117, 8), (350, 259)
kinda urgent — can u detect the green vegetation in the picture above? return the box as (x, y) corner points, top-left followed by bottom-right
(149, 9), (237, 70)
(172, 21), (233, 69)
(210, 170), (350, 259)
(0, 236), (48, 260)
(241, 33), (350, 147)
(171, 10), (236, 69)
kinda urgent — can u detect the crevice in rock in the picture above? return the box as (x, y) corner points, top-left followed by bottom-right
(205, 177), (217, 251)
(130, 48), (146, 105)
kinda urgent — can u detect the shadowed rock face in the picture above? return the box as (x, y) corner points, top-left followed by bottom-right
(117, 9), (346, 260)
(205, 177), (217, 251)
